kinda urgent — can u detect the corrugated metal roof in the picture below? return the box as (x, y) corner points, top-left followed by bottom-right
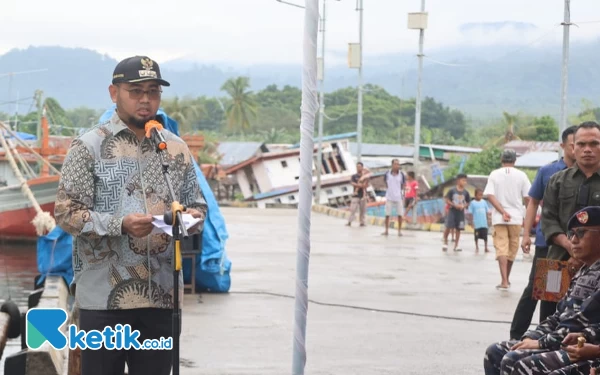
(515, 151), (559, 168)
(349, 142), (414, 157)
(290, 132), (357, 148)
(420, 144), (482, 153)
(217, 142), (265, 166)
(504, 141), (560, 154)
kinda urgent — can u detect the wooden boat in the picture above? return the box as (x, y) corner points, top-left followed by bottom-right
(0, 107), (67, 241)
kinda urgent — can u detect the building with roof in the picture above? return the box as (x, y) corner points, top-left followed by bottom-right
(224, 132), (372, 207)
(419, 144), (482, 161)
(515, 151), (559, 168)
(216, 141), (268, 168)
(503, 140), (561, 155)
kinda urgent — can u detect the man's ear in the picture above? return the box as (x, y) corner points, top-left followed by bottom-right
(109, 84), (118, 103)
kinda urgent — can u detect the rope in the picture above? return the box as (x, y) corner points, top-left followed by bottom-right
(0, 123), (55, 236)
(9, 138), (37, 179)
(0, 121), (61, 175)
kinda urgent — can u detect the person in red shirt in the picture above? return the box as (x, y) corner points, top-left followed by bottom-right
(404, 171), (419, 216)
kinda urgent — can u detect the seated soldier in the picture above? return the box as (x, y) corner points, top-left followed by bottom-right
(484, 206), (600, 375)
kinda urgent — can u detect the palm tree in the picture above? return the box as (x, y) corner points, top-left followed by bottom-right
(160, 96), (204, 134)
(220, 77), (257, 133)
(487, 111), (521, 147)
(259, 127), (287, 143)
(502, 111), (519, 143)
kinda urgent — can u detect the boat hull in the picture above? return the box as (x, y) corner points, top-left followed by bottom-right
(0, 177), (60, 241)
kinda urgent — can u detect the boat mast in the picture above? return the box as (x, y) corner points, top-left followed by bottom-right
(34, 90), (45, 174)
(35, 90), (43, 147)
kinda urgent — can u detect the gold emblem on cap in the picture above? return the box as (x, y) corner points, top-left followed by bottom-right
(577, 211), (589, 224)
(139, 57), (157, 79)
(141, 58), (153, 70)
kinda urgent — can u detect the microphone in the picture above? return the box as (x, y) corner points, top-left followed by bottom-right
(145, 120), (167, 151)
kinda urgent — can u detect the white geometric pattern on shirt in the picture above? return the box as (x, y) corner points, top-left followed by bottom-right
(94, 160), (137, 212)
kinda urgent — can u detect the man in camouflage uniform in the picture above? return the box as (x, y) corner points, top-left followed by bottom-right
(483, 205), (600, 375)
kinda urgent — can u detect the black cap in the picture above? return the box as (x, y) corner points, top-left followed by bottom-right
(568, 206), (600, 230)
(112, 56), (170, 86)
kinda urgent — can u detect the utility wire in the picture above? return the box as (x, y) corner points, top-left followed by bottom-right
(422, 23), (563, 68)
(229, 291), (538, 326)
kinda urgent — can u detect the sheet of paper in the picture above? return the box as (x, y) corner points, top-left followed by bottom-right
(546, 270), (562, 293)
(151, 214), (200, 236)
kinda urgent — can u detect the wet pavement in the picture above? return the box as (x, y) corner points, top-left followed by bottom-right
(178, 207), (535, 375)
(0, 207), (538, 374)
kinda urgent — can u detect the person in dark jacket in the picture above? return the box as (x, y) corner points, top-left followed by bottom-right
(509, 126), (577, 340)
(484, 206), (600, 375)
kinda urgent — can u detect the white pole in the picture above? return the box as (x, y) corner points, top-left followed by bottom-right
(413, 0), (425, 170)
(412, 0), (425, 224)
(315, 0), (327, 204)
(292, 0), (319, 373)
(559, 0), (570, 144)
(356, 0), (364, 162)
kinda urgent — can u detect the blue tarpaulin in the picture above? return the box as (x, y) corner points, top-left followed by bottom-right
(36, 106), (232, 292)
(6, 131), (36, 141)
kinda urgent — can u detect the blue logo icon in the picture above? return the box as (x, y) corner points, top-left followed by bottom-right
(25, 307), (173, 351)
(26, 308), (68, 350)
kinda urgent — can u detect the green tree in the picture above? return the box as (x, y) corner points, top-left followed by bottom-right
(45, 97), (76, 135)
(463, 147), (502, 175)
(220, 77), (257, 132)
(517, 115), (558, 141)
(160, 96), (204, 134)
(194, 97), (225, 131)
(65, 106), (102, 130)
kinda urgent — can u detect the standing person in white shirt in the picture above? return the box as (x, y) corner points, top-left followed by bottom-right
(382, 159), (406, 236)
(483, 149), (531, 290)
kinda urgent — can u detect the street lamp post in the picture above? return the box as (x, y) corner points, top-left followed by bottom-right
(558, 0), (571, 145)
(348, 0), (364, 163)
(408, 1), (427, 171)
(356, 0), (364, 163)
(408, 1), (427, 224)
(315, 0), (327, 204)
(276, 0), (338, 205)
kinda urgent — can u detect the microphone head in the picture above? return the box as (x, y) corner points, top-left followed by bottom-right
(145, 120), (163, 138)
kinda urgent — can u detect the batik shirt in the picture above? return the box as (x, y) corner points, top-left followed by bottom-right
(522, 259), (600, 350)
(54, 111), (207, 311)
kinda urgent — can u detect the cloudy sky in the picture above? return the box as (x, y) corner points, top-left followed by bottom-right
(1, 0), (598, 67)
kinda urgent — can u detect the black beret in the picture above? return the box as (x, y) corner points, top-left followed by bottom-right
(567, 206), (600, 230)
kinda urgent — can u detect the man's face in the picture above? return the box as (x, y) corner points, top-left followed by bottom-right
(570, 225), (600, 264)
(561, 134), (575, 161)
(457, 177), (467, 188)
(357, 164), (363, 174)
(574, 128), (600, 168)
(109, 81), (162, 129)
(391, 160), (400, 171)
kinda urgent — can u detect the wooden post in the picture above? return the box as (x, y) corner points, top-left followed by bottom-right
(67, 305), (81, 375)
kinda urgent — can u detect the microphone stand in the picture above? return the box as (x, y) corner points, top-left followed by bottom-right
(152, 139), (188, 375)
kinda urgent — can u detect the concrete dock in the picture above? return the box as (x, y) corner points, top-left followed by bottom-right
(176, 207), (533, 375)
(0, 206), (538, 374)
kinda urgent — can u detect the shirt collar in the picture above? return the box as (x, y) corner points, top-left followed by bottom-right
(572, 163), (600, 177)
(109, 111), (133, 136)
